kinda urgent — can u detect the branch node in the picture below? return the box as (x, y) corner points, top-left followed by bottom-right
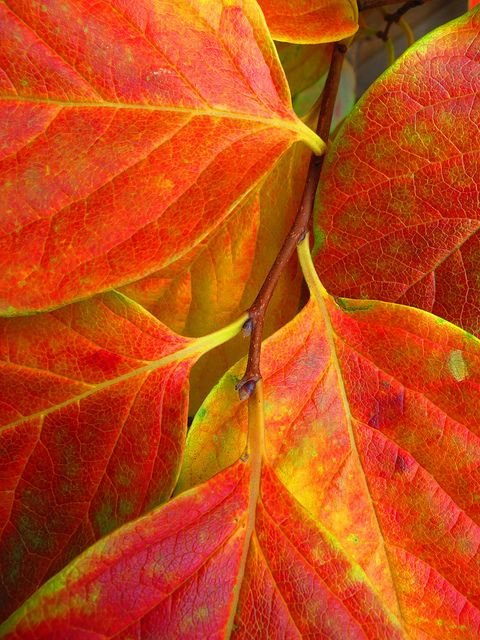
(297, 230), (307, 244)
(235, 377), (260, 401)
(376, 0), (424, 42)
(236, 42), (348, 396)
(242, 317), (254, 337)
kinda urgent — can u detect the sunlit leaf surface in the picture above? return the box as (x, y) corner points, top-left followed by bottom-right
(178, 243), (480, 638)
(257, 0), (358, 43)
(0, 0), (321, 315)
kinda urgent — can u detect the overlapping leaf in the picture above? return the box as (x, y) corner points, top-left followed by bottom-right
(0, 292), (243, 621)
(276, 42), (332, 99)
(6, 241), (480, 637)
(121, 140), (310, 410)
(257, 0), (358, 43)
(0, 387), (404, 639)
(0, 0), (321, 315)
(178, 242), (480, 637)
(314, 9), (480, 335)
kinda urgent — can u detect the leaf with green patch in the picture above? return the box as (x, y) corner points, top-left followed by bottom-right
(0, 291), (244, 621)
(314, 8), (480, 336)
(178, 240), (480, 638)
(0, 387), (404, 639)
(276, 42), (332, 99)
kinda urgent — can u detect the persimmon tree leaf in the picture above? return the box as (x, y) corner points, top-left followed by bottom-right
(276, 42), (332, 99)
(470, 1), (480, 9)
(121, 140), (310, 411)
(276, 42), (356, 124)
(178, 241), (480, 638)
(0, 0), (322, 316)
(314, 9), (480, 335)
(257, 0), (358, 44)
(0, 388), (404, 639)
(0, 291), (245, 620)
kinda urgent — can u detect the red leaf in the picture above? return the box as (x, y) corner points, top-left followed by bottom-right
(0, 408), (403, 638)
(120, 140), (311, 411)
(4, 240), (480, 634)
(0, 292), (242, 620)
(257, 0), (358, 44)
(0, 0), (321, 315)
(177, 242), (480, 637)
(314, 9), (480, 336)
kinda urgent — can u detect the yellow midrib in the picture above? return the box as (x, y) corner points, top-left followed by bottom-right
(0, 95), (324, 154)
(298, 237), (408, 636)
(225, 382), (265, 638)
(0, 313), (247, 435)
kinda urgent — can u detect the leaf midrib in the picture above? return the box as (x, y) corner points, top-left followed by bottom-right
(0, 95), (321, 151)
(0, 312), (247, 435)
(298, 239), (408, 636)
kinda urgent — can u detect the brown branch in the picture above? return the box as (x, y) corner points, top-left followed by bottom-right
(236, 42), (348, 400)
(376, 0), (423, 41)
(359, 0), (427, 10)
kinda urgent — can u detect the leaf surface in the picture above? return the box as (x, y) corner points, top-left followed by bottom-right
(257, 0), (358, 43)
(178, 241), (480, 638)
(314, 9), (480, 335)
(0, 0), (321, 315)
(120, 140), (310, 411)
(276, 42), (332, 99)
(1, 387), (403, 639)
(0, 292), (243, 620)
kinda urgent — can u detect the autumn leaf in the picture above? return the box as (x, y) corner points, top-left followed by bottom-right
(177, 239), (480, 638)
(121, 139), (310, 411)
(314, 8), (480, 335)
(257, 0), (358, 44)
(5, 240), (480, 637)
(0, 291), (245, 620)
(276, 42), (332, 99)
(470, 0), (480, 8)
(0, 385), (405, 639)
(0, 0), (322, 316)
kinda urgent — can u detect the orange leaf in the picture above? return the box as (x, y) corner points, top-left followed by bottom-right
(1, 387), (403, 638)
(314, 8), (480, 336)
(178, 241), (480, 637)
(257, 0), (358, 43)
(0, 291), (245, 620)
(121, 140), (311, 410)
(5, 240), (480, 634)
(0, 0), (321, 315)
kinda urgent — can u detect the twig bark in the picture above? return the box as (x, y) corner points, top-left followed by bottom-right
(376, 0), (423, 41)
(236, 43), (347, 400)
(359, 0), (426, 10)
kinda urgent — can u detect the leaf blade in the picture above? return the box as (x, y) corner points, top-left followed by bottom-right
(256, 0), (358, 44)
(178, 240), (480, 637)
(313, 8), (480, 336)
(0, 0), (322, 315)
(0, 293), (245, 620)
